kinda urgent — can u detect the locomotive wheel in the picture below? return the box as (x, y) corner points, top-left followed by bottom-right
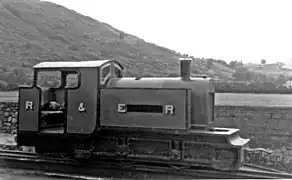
(59, 152), (74, 159)
(34, 146), (47, 156)
(74, 151), (92, 160)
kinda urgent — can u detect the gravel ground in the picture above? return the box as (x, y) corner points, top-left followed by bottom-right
(0, 167), (117, 180)
(0, 135), (66, 180)
(0, 169), (69, 180)
(0, 166), (189, 180)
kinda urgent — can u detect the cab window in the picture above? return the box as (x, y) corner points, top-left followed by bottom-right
(114, 64), (122, 78)
(210, 92), (215, 121)
(37, 71), (62, 88)
(100, 63), (123, 84)
(100, 64), (110, 83)
(65, 72), (79, 88)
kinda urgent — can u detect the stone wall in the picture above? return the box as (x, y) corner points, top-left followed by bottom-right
(2, 102), (292, 172)
(213, 106), (292, 172)
(0, 102), (18, 134)
(214, 106), (292, 149)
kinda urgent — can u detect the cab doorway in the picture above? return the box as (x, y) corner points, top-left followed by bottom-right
(36, 70), (79, 134)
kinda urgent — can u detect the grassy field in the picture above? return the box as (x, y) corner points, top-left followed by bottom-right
(216, 93), (292, 107)
(1, 91), (292, 107)
(0, 91), (18, 97)
(0, 91), (18, 102)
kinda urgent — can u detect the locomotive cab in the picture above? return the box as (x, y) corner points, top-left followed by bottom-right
(16, 59), (123, 152)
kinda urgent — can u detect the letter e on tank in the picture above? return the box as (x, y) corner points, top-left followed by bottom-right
(25, 101), (33, 111)
(117, 104), (127, 113)
(165, 105), (175, 115)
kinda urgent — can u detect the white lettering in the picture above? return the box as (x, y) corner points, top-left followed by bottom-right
(165, 105), (175, 115)
(78, 102), (86, 112)
(117, 104), (127, 113)
(25, 101), (33, 111)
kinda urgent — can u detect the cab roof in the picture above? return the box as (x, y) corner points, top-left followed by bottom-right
(33, 59), (124, 70)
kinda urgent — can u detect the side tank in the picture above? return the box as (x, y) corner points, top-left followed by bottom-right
(106, 58), (215, 130)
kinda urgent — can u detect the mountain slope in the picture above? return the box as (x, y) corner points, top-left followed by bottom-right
(0, 0), (237, 90)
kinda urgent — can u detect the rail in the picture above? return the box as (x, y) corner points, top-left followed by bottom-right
(0, 150), (291, 179)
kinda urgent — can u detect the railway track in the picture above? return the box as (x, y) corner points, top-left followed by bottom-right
(0, 150), (291, 179)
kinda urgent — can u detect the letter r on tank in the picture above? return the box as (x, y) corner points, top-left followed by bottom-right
(25, 101), (33, 111)
(165, 105), (175, 115)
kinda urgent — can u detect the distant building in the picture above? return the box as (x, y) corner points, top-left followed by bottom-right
(283, 63), (292, 70)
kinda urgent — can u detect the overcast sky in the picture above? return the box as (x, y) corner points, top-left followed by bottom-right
(47, 0), (292, 65)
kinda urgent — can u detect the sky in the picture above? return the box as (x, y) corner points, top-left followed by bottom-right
(47, 0), (292, 65)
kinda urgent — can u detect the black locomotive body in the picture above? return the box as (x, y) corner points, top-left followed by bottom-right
(16, 58), (249, 171)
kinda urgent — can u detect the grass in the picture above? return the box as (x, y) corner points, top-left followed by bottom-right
(215, 93), (292, 107)
(0, 91), (18, 97)
(0, 91), (18, 102)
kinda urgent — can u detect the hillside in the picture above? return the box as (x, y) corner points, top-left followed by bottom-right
(1, 0), (292, 93)
(0, 0), (237, 90)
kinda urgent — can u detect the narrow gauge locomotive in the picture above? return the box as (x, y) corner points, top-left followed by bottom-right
(16, 58), (249, 171)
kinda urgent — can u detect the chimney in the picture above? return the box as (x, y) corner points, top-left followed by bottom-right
(179, 57), (193, 80)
